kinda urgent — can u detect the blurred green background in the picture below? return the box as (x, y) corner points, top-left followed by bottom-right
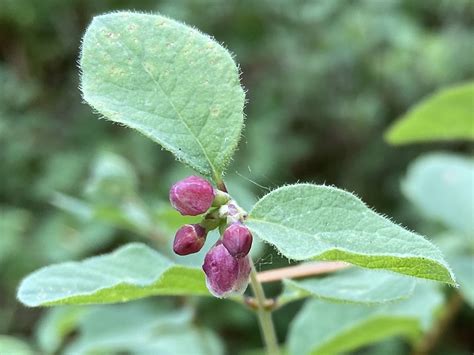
(1, 0), (473, 354)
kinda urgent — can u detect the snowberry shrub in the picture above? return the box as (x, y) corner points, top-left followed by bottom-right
(17, 12), (456, 355)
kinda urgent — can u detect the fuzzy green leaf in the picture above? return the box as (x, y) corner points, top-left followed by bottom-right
(288, 283), (443, 355)
(448, 255), (474, 308)
(80, 12), (245, 180)
(17, 243), (209, 307)
(246, 184), (455, 284)
(385, 82), (474, 144)
(281, 268), (416, 306)
(403, 153), (474, 235)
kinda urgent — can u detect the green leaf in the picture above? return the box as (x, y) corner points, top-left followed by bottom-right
(246, 184), (455, 284)
(288, 283), (444, 355)
(0, 336), (35, 355)
(435, 233), (473, 307)
(36, 307), (88, 354)
(281, 268), (416, 306)
(17, 243), (209, 307)
(385, 82), (474, 144)
(94, 198), (155, 237)
(31, 215), (115, 263)
(64, 301), (223, 355)
(84, 151), (138, 202)
(51, 193), (94, 222)
(130, 328), (223, 355)
(402, 153), (474, 235)
(53, 194), (155, 239)
(80, 12), (245, 180)
(448, 255), (474, 308)
(63, 301), (223, 355)
(360, 338), (406, 355)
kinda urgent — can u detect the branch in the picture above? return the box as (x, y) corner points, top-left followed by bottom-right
(256, 261), (349, 283)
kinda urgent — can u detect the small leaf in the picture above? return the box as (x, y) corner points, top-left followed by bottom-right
(246, 184), (455, 284)
(385, 82), (474, 144)
(17, 243), (209, 307)
(80, 12), (245, 180)
(402, 153), (474, 235)
(281, 268), (416, 306)
(288, 283), (443, 355)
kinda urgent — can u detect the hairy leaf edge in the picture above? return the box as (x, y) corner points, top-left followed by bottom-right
(247, 183), (456, 286)
(78, 11), (246, 181)
(17, 243), (209, 307)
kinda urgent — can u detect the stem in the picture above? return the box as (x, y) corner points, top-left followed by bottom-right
(257, 261), (349, 283)
(215, 175), (277, 353)
(249, 260), (280, 355)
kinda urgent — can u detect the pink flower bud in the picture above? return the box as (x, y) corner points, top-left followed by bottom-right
(173, 224), (207, 255)
(202, 242), (251, 298)
(222, 223), (253, 258)
(169, 176), (215, 216)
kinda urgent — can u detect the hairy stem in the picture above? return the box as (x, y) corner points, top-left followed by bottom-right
(249, 259), (280, 355)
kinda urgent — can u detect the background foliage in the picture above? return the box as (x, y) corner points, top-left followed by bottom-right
(1, 0), (473, 354)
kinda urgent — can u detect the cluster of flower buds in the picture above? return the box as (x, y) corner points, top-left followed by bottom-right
(169, 175), (253, 297)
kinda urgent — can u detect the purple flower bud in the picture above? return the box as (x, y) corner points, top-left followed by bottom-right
(173, 224), (207, 255)
(169, 176), (215, 216)
(222, 223), (253, 258)
(202, 242), (251, 298)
